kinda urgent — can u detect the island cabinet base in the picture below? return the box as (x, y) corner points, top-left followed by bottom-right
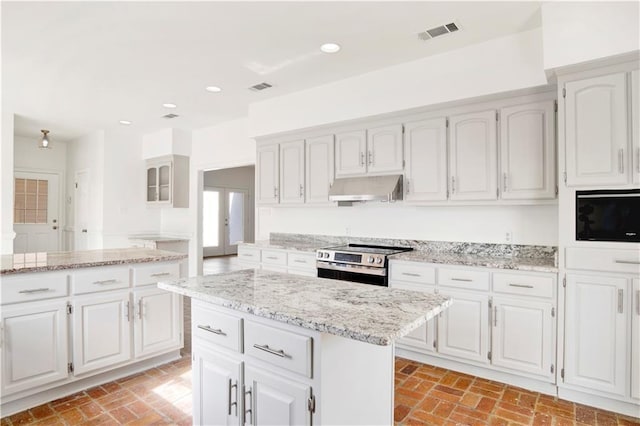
(191, 300), (394, 426)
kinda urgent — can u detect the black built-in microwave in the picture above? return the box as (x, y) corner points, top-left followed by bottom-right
(576, 189), (640, 243)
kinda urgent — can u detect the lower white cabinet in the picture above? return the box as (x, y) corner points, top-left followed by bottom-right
(193, 346), (243, 426)
(564, 274), (628, 397)
(133, 287), (182, 359)
(391, 281), (436, 353)
(1, 300), (69, 396)
(238, 245), (318, 277)
(72, 291), (132, 375)
(632, 278), (640, 400)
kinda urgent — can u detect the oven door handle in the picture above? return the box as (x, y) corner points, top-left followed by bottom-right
(316, 261), (387, 277)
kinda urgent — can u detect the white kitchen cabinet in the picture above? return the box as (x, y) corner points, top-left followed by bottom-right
(632, 278), (640, 400)
(146, 155), (189, 207)
(1, 299), (69, 396)
(404, 118), (448, 201)
(244, 365), (311, 426)
(192, 345), (243, 426)
(133, 287), (182, 359)
(565, 72), (629, 186)
(500, 101), (556, 200)
(256, 144), (280, 204)
(335, 130), (367, 177)
(449, 110), (498, 201)
(491, 296), (554, 379)
(632, 70), (639, 185)
(564, 274), (628, 397)
(305, 135), (334, 204)
(279, 140), (305, 205)
(437, 288), (489, 364)
(366, 124), (404, 175)
(391, 282), (437, 353)
(72, 291), (131, 375)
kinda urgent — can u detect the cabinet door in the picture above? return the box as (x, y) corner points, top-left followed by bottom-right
(146, 167), (158, 202)
(391, 282), (437, 352)
(565, 73), (628, 186)
(632, 70), (639, 184)
(564, 274), (628, 396)
(500, 101), (556, 200)
(367, 124), (404, 174)
(404, 118), (448, 201)
(305, 135), (334, 204)
(192, 346), (242, 426)
(257, 144), (280, 204)
(335, 130), (367, 177)
(632, 278), (640, 400)
(279, 140), (305, 205)
(437, 289), (489, 364)
(134, 287), (182, 358)
(1, 300), (69, 396)
(491, 296), (554, 379)
(449, 110), (498, 201)
(158, 163), (172, 202)
(245, 366), (311, 426)
(72, 291), (131, 375)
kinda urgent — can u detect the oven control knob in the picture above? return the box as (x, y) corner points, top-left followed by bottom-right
(323, 252), (330, 258)
(376, 257), (383, 264)
(368, 256), (374, 263)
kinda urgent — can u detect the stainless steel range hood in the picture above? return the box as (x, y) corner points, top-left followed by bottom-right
(328, 174), (404, 205)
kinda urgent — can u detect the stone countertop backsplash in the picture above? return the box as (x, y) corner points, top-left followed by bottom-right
(158, 268), (452, 346)
(1, 248), (188, 275)
(241, 233), (558, 272)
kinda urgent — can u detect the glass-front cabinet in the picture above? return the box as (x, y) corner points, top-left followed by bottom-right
(145, 155), (189, 208)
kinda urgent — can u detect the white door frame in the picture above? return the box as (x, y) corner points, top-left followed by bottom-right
(202, 186), (249, 257)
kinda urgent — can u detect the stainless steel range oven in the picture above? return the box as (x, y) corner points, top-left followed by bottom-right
(316, 244), (413, 286)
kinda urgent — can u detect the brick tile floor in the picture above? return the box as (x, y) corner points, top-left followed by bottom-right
(2, 356), (639, 425)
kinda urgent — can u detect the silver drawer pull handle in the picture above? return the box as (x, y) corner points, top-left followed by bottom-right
(241, 254), (253, 257)
(93, 279), (118, 285)
(451, 277), (472, 282)
(150, 272), (171, 277)
(402, 272), (421, 277)
(197, 324), (226, 336)
(293, 259), (307, 263)
(18, 288), (51, 294)
(508, 283), (534, 289)
(253, 343), (289, 358)
(618, 290), (624, 314)
(614, 259), (640, 265)
(265, 256), (279, 260)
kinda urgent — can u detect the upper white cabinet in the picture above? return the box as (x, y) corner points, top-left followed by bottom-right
(632, 70), (639, 185)
(256, 144), (280, 204)
(449, 110), (498, 201)
(279, 140), (305, 205)
(500, 101), (556, 200)
(146, 155), (189, 208)
(305, 135), (334, 204)
(404, 118), (448, 201)
(366, 124), (404, 174)
(335, 130), (367, 177)
(632, 278), (640, 400)
(565, 72), (629, 186)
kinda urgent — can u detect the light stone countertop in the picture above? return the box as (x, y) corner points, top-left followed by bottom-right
(158, 269), (452, 346)
(390, 251), (558, 273)
(241, 240), (333, 253)
(1, 248), (188, 275)
(129, 235), (190, 243)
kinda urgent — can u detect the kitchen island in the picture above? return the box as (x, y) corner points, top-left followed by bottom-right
(159, 268), (451, 425)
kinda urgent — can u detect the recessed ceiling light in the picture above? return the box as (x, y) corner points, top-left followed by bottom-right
(119, 120), (132, 125)
(320, 43), (341, 54)
(206, 86), (222, 93)
(162, 103), (177, 108)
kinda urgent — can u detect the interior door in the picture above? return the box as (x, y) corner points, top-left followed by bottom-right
(203, 187), (247, 257)
(74, 169), (89, 251)
(13, 171), (61, 253)
(225, 189), (247, 255)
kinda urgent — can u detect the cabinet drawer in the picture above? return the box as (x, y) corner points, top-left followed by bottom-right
(238, 246), (261, 264)
(439, 268), (490, 291)
(566, 247), (640, 275)
(245, 320), (313, 378)
(192, 302), (242, 352)
(1, 272), (68, 304)
(72, 266), (130, 295)
(389, 262), (436, 285)
(132, 262), (180, 287)
(261, 250), (287, 266)
(287, 252), (316, 270)
(493, 273), (554, 299)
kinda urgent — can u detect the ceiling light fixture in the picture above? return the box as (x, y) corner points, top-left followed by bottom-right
(206, 86), (222, 93)
(320, 43), (341, 53)
(38, 129), (51, 149)
(162, 103), (177, 108)
(119, 120), (132, 125)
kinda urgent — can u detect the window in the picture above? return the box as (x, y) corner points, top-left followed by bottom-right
(14, 178), (48, 224)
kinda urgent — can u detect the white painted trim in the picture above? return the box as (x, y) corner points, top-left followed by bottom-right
(558, 387), (640, 419)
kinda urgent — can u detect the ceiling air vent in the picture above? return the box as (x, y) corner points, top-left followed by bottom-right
(249, 82), (273, 92)
(418, 21), (460, 41)
(162, 113), (179, 119)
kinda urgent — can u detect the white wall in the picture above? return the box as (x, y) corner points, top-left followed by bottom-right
(248, 28), (548, 137)
(14, 136), (67, 173)
(142, 128), (192, 159)
(259, 204), (558, 246)
(542, 2), (640, 71)
(1, 113), (15, 254)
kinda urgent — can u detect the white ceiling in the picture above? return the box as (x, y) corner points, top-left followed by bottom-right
(2, 1), (542, 142)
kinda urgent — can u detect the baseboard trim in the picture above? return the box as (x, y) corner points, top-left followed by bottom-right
(558, 387), (640, 419)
